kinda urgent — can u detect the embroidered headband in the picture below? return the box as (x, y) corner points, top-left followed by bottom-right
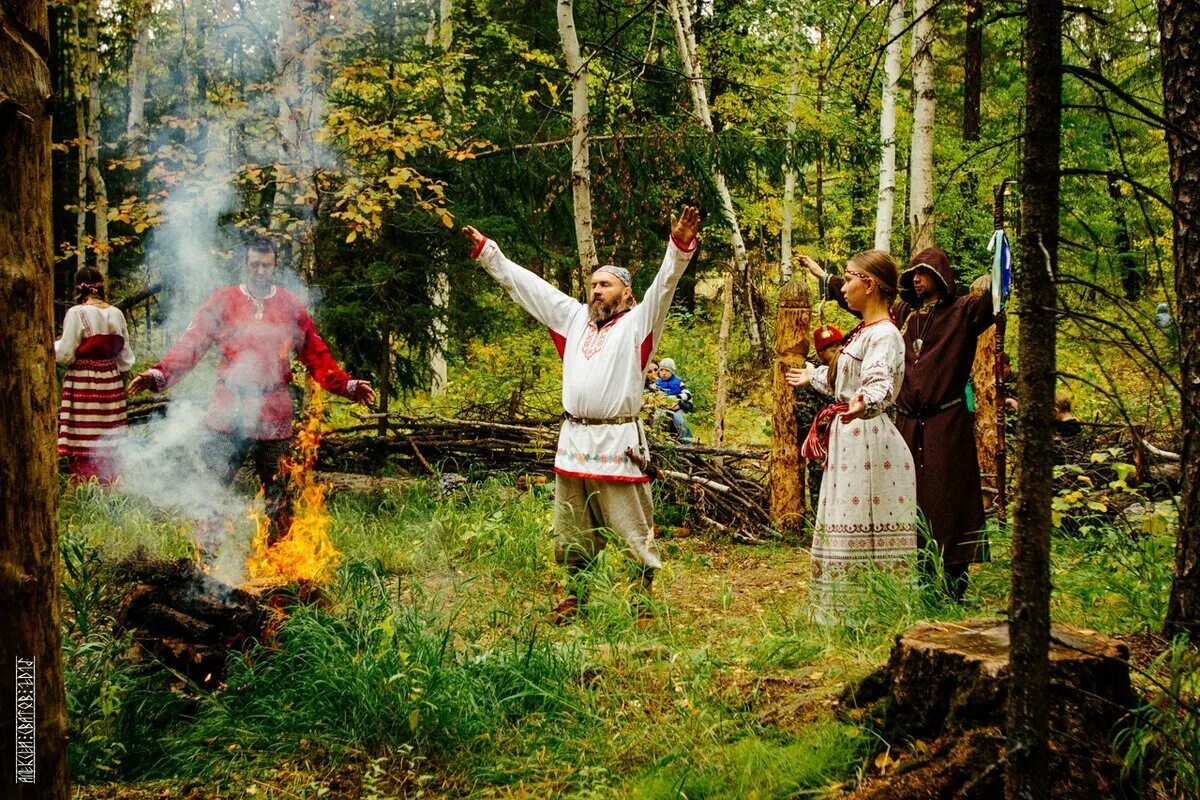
(76, 281), (104, 293)
(594, 265), (632, 287)
(846, 267), (898, 295)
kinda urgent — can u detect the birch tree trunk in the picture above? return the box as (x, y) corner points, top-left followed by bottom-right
(126, 0), (150, 137)
(780, 14), (800, 283)
(1160, 0), (1200, 644)
(815, 33), (826, 253)
(0, 0), (71, 792)
(556, 0), (598, 276)
(667, 0), (765, 357)
(85, 0), (108, 277)
(874, 0), (903, 250)
(713, 272), (734, 447)
(429, 0), (454, 395)
(72, 6), (86, 272)
(908, 0), (937, 253)
(1006, 0), (1062, 794)
(438, 0), (453, 53)
(272, 0), (329, 276)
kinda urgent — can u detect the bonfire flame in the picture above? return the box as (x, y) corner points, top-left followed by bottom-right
(246, 381), (340, 586)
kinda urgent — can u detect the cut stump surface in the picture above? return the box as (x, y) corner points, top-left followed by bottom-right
(843, 618), (1135, 799)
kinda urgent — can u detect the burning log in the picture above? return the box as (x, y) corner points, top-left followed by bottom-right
(113, 553), (321, 688)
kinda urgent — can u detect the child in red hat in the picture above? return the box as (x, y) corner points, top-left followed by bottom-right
(812, 324), (844, 366)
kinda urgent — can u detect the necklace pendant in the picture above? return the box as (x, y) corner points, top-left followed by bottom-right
(913, 338), (923, 354)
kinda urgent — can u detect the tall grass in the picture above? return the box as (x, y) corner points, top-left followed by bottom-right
(151, 560), (589, 777)
(61, 476), (1183, 797)
(621, 724), (870, 800)
(1117, 637), (1200, 800)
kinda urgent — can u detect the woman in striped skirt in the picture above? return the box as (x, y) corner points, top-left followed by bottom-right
(55, 267), (135, 484)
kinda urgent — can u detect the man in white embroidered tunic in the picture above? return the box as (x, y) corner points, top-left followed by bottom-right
(461, 206), (701, 624)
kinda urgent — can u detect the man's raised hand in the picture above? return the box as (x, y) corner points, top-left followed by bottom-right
(797, 255), (827, 281)
(671, 205), (701, 246)
(461, 225), (486, 252)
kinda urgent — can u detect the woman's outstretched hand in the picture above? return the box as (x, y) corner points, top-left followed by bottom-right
(784, 367), (810, 388)
(840, 391), (867, 422)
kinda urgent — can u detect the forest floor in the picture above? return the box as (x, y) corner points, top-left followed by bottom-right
(60, 472), (1181, 800)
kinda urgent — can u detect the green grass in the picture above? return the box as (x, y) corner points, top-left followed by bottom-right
(59, 475), (1185, 798)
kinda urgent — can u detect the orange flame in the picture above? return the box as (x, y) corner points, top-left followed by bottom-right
(246, 381), (340, 586)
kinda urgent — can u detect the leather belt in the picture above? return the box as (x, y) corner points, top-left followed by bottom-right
(563, 411), (640, 426)
(895, 395), (964, 419)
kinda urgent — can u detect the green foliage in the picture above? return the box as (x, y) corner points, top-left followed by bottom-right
(1117, 637), (1200, 800)
(62, 466), (1186, 796)
(622, 725), (869, 800)
(61, 533), (189, 782)
(153, 561), (586, 776)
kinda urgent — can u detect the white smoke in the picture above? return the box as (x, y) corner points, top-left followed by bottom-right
(113, 0), (346, 585)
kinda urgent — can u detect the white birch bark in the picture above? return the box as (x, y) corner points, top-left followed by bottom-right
(780, 14), (799, 283)
(86, 0), (108, 277)
(72, 6), (86, 272)
(126, 0), (150, 138)
(666, 0), (764, 354)
(713, 271), (734, 447)
(430, 0), (455, 396)
(874, 0), (903, 250)
(908, 0), (937, 252)
(438, 0), (453, 52)
(556, 0), (598, 276)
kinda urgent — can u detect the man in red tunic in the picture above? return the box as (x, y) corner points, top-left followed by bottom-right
(129, 237), (375, 553)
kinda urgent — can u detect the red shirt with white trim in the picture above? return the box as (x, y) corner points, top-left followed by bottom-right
(151, 285), (354, 440)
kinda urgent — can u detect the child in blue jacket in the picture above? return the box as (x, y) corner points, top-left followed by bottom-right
(652, 357), (694, 443)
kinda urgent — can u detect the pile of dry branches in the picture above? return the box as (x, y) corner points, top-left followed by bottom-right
(323, 413), (773, 541)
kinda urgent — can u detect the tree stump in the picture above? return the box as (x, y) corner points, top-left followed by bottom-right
(841, 618), (1135, 799)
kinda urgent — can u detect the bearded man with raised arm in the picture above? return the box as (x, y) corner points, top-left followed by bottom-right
(462, 206), (701, 624)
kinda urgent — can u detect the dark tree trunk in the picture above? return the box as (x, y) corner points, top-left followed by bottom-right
(1007, 0), (1061, 797)
(1160, 0), (1200, 644)
(1107, 174), (1144, 300)
(0, 0), (71, 795)
(963, 0), (982, 143)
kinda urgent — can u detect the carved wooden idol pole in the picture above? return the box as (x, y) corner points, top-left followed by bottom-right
(771, 276), (812, 534)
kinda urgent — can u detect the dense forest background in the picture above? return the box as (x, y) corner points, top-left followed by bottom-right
(50, 0), (1176, 433)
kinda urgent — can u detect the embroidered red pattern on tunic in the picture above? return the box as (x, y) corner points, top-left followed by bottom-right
(581, 321), (617, 359)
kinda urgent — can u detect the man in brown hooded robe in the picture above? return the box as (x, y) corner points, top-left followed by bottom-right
(799, 247), (994, 599)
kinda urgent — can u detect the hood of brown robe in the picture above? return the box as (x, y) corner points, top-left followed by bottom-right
(900, 247), (958, 307)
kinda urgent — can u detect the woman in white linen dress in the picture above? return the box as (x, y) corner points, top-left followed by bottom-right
(787, 250), (918, 624)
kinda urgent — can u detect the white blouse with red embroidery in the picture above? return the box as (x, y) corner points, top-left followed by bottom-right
(474, 235), (697, 482)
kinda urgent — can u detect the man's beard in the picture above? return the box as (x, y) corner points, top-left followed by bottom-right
(248, 277), (275, 296)
(588, 297), (621, 324)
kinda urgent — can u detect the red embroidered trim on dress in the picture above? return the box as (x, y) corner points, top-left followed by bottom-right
(553, 466), (651, 484)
